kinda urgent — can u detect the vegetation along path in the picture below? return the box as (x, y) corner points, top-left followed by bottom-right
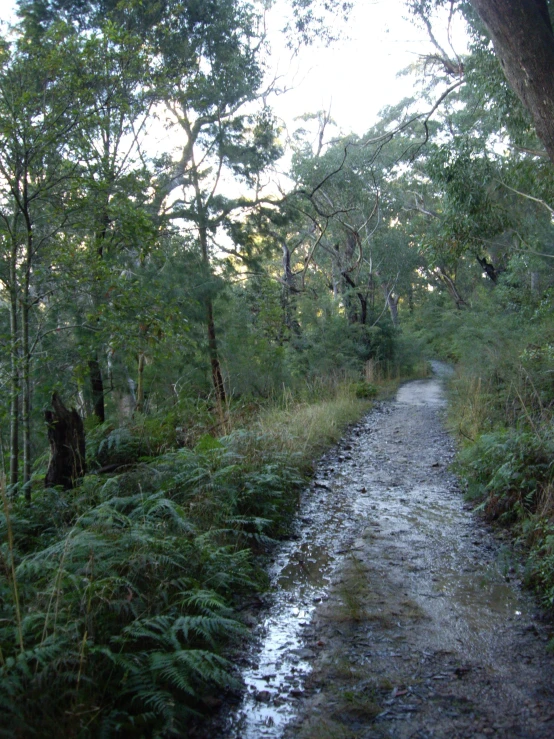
(218, 363), (554, 739)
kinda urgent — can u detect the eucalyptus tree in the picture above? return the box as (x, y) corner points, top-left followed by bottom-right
(467, 0), (554, 163)
(0, 22), (98, 495)
(144, 0), (282, 409)
(287, 108), (428, 335)
(70, 25), (154, 422)
(15, 0), (283, 416)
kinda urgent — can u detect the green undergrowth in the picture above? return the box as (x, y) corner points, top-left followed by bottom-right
(450, 366), (554, 615)
(430, 280), (554, 616)
(0, 385), (372, 737)
(454, 424), (554, 608)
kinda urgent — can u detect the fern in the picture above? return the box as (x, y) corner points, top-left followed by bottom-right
(1, 413), (314, 735)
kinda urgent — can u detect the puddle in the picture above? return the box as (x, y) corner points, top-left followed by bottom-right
(222, 436), (368, 738)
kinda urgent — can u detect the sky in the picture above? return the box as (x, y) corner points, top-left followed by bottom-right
(0, 0), (468, 237)
(264, 0), (467, 138)
(0, 0), (467, 140)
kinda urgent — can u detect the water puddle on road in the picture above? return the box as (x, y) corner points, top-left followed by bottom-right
(219, 364), (531, 738)
(222, 430), (370, 738)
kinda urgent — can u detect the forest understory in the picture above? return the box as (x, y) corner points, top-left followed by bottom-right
(3, 0), (554, 736)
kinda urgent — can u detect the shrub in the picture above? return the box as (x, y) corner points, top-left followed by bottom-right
(455, 428), (554, 522)
(353, 381), (378, 399)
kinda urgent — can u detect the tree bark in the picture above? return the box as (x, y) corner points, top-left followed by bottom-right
(470, 0), (554, 163)
(44, 393), (86, 490)
(135, 351), (146, 413)
(342, 271), (368, 324)
(9, 278), (19, 490)
(88, 357), (105, 423)
(206, 299), (226, 406)
(382, 285), (400, 327)
(434, 267), (467, 309)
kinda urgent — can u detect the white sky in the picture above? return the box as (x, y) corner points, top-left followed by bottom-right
(0, 0), (467, 140)
(267, 0), (434, 137)
(264, 0), (468, 142)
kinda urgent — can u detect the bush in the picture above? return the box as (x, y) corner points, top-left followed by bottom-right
(455, 428), (554, 522)
(353, 381), (378, 399)
(0, 426), (309, 736)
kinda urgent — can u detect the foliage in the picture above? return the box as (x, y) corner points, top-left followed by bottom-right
(442, 254), (554, 609)
(4, 0), (554, 732)
(0, 435), (294, 734)
(353, 382), (378, 399)
(0, 376), (377, 735)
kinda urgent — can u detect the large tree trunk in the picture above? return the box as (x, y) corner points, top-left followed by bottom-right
(470, 0), (554, 163)
(45, 393), (86, 490)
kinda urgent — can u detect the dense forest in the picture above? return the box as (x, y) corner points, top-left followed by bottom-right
(2, 0), (554, 735)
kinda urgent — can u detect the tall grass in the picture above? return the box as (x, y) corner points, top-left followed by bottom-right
(256, 392), (372, 470)
(447, 302), (554, 613)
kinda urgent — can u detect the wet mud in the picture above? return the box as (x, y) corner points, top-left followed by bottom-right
(216, 364), (554, 739)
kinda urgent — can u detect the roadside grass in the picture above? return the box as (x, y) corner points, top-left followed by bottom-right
(255, 393), (372, 472)
(296, 717), (359, 739)
(448, 363), (554, 614)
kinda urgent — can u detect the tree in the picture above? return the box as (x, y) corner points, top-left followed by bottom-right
(0, 22), (97, 496)
(468, 0), (554, 164)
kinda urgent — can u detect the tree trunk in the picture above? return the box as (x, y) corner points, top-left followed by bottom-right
(44, 393), (86, 490)
(434, 267), (467, 309)
(382, 285), (400, 327)
(206, 298), (226, 406)
(341, 271), (368, 324)
(21, 212), (34, 500)
(135, 351), (146, 413)
(21, 297), (31, 501)
(9, 279), (19, 490)
(88, 356), (105, 423)
(470, 0), (554, 163)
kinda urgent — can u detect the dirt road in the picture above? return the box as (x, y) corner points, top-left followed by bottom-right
(221, 367), (554, 739)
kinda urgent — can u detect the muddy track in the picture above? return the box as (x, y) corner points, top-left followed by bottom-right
(216, 365), (554, 739)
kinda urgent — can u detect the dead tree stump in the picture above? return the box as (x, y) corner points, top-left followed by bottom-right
(45, 392), (86, 489)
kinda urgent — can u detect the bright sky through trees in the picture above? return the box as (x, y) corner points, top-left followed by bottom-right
(265, 0), (468, 141)
(266, 0), (438, 135)
(0, 0), (467, 140)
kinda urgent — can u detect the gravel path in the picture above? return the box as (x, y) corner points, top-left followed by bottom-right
(217, 368), (554, 739)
